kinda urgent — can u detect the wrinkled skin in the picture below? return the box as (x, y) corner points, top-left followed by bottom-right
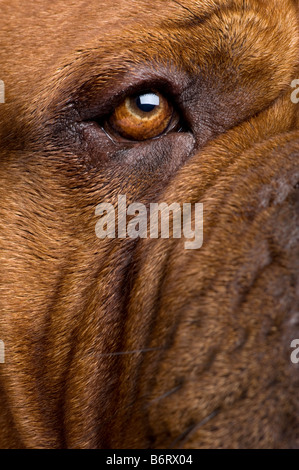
(0, 0), (299, 449)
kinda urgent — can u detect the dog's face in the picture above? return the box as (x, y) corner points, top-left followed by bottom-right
(0, 0), (299, 449)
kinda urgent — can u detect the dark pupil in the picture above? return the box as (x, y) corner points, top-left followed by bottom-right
(136, 93), (159, 113)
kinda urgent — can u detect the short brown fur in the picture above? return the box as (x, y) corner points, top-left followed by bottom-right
(0, 0), (299, 448)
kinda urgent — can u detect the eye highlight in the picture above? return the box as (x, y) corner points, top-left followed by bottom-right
(105, 91), (179, 141)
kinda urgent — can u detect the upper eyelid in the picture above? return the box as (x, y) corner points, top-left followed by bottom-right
(81, 84), (180, 123)
(73, 65), (190, 122)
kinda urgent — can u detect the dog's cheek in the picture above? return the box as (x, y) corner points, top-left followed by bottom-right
(49, 130), (196, 194)
(0, 129), (195, 448)
(104, 134), (299, 449)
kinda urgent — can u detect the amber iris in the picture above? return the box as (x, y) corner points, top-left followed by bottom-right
(107, 91), (174, 141)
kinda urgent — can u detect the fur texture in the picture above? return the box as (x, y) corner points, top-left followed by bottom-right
(0, 0), (299, 448)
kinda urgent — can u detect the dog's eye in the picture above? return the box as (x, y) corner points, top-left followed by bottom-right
(105, 91), (179, 141)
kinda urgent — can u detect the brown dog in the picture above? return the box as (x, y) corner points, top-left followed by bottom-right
(0, 0), (299, 449)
